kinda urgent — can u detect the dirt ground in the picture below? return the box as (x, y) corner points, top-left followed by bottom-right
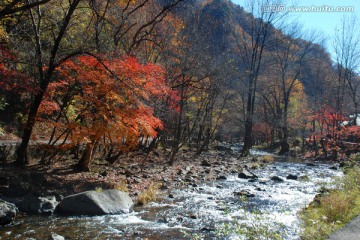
(0, 148), (259, 201)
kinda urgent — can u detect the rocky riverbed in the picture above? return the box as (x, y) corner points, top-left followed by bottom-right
(0, 147), (262, 223)
(0, 147), (343, 239)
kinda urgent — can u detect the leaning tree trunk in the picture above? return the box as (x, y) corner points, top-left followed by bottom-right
(15, 0), (81, 166)
(16, 92), (45, 166)
(77, 142), (96, 171)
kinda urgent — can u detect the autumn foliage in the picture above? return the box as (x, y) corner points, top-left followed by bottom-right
(37, 54), (169, 169)
(0, 45), (24, 92)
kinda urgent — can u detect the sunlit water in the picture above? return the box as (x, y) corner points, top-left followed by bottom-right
(0, 160), (342, 240)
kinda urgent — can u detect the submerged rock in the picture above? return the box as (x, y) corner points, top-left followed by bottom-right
(329, 165), (338, 170)
(0, 200), (18, 225)
(238, 168), (258, 179)
(201, 160), (211, 167)
(271, 176), (284, 182)
(217, 175), (227, 180)
(234, 190), (255, 198)
(55, 190), (133, 216)
(286, 174), (298, 180)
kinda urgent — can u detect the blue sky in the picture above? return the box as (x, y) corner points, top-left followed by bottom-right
(231, 0), (360, 57)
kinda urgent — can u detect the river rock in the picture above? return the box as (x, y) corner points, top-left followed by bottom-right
(217, 175), (227, 180)
(0, 200), (18, 225)
(238, 168), (258, 179)
(271, 176), (284, 182)
(50, 233), (65, 240)
(201, 160), (211, 167)
(234, 190), (255, 198)
(286, 174), (298, 180)
(177, 169), (187, 175)
(329, 165), (338, 170)
(55, 190), (133, 216)
(14, 196), (55, 214)
(259, 179), (268, 184)
(38, 196), (59, 214)
(255, 187), (265, 191)
(214, 145), (232, 152)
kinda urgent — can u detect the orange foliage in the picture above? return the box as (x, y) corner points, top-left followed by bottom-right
(38, 54), (169, 150)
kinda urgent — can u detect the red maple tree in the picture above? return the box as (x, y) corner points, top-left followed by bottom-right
(38, 54), (170, 170)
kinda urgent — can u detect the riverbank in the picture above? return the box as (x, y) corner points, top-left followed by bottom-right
(2, 145), (355, 240)
(1, 154), (343, 239)
(300, 162), (360, 240)
(0, 148), (272, 207)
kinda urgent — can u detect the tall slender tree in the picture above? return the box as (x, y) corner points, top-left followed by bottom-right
(272, 24), (316, 153)
(333, 15), (360, 125)
(234, 0), (285, 156)
(15, 0), (82, 165)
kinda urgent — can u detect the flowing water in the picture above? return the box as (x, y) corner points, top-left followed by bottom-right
(0, 158), (342, 240)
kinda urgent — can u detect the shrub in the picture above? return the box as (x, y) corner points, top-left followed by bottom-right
(137, 182), (161, 205)
(300, 166), (360, 240)
(349, 153), (360, 162)
(320, 190), (356, 223)
(112, 179), (128, 192)
(259, 155), (275, 163)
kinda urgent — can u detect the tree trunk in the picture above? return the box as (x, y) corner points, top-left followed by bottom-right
(241, 76), (255, 157)
(169, 148), (177, 165)
(77, 142), (95, 171)
(15, 92), (44, 166)
(242, 118), (253, 157)
(16, 0), (81, 166)
(279, 137), (289, 155)
(279, 110), (289, 154)
(320, 138), (327, 158)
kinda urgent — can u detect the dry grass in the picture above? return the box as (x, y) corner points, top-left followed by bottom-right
(259, 155), (275, 163)
(320, 190), (357, 223)
(137, 182), (162, 205)
(112, 179), (128, 192)
(300, 164), (360, 240)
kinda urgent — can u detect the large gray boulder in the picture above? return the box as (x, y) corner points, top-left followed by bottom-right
(0, 200), (18, 225)
(55, 190), (133, 216)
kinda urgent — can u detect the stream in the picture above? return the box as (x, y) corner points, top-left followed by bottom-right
(0, 156), (342, 240)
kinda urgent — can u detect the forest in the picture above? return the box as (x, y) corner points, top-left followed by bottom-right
(0, 0), (359, 169)
(0, 0), (360, 239)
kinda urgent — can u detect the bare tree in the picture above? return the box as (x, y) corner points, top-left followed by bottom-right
(272, 24), (317, 153)
(0, 0), (51, 19)
(15, 0), (82, 165)
(333, 15), (360, 125)
(233, 0), (286, 156)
